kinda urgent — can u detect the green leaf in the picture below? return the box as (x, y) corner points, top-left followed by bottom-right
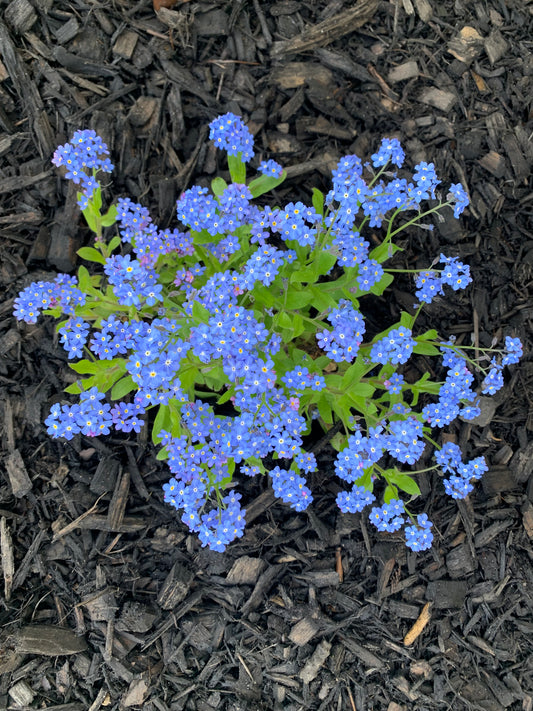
(308, 284), (338, 311)
(193, 228), (218, 245)
(315, 395), (333, 425)
(65, 382), (82, 394)
(82, 202), (98, 232)
(152, 405), (171, 444)
(341, 361), (366, 389)
(69, 359), (100, 375)
(248, 172), (286, 199)
(101, 203), (118, 227)
(331, 394), (355, 427)
(292, 313), (305, 338)
(412, 342), (440, 356)
(383, 484), (399, 503)
(111, 375), (136, 400)
(107, 234), (122, 252)
(252, 283), (276, 309)
(400, 311), (415, 329)
(156, 446), (169, 461)
(275, 311), (293, 330)
(192, 301), (210, 324)
(92, 186), (102, 212)
(313, 251), (337, 279)
(76, 265), (102, 296)
(77, 247), (107, 265)
(416, 328), (438, 341)
(217, 388), (234, 405)
(179, 363), (201, 394)
(289, 251), (337, 284)
(311, 188), (324, 216)
(211, 177), (228, 197)
(227, 153), (246, 184)
(369, 241), (401, 264)
(367, 271), (394, 297)
(284, 288), (313, 310)
(389, 473), (421, 497)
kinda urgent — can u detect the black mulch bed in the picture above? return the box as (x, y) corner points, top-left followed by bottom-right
(1, 0), (533, 709)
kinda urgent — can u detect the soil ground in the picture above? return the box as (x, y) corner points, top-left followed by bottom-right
(0, 0), (533, 709)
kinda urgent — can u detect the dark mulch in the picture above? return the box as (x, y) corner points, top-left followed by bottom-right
(1, 0), (533, 709)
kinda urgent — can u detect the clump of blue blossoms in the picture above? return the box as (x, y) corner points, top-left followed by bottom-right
(14, 113), (523, 553)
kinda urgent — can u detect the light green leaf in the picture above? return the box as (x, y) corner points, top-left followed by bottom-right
(101, 203), (118, 227)
(111, 375), (136, 400)
(412, 342), (440, 356)
(369, 241), (401, 264)
(227, 153), (246, 184)
(311, 188), (324, 216)
(248, 172), (286, 199)
(77, 247), (107, 265)
(192, 301), (210, 324)
(389, 473), (421, 497)
(211, 177), (228, 197)
(107, 234), (122, 252)
(152, 405), (171, 444)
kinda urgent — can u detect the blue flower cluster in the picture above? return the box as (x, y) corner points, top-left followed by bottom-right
(269, 465), (313, 512)
(370, 327), (415, 365)
(369, 501), (433, 551)
(422, 347), (479, 427)
(52, 129), (113, 209)
(404, 514), (433, 551)
(317, 299), (366, 362)
(14, 115), (523, 556)
(209, 112), (255, 162)
(415, 254), (472, 304)
(259, 159), (283, 178)
(14, 275), (85, 324)
(44, 387), (143, 439)
(481, 337), (522, 394)
(435, 442), (487, 499)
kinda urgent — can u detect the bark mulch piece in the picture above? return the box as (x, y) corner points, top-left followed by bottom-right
(1, 0), (532, 709)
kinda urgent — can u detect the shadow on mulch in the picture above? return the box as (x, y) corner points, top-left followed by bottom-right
(0, 0), (532, 709)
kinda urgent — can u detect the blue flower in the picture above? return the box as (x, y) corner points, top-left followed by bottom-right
(259, 159), (283, 178)
(405, 514), (433, 551)
(209, 112), (255, 162)
(448, 183), (469, 217)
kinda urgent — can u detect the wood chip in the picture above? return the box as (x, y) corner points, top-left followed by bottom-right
(271, 0), (378, 57)
(5, 448), (32, 497)
(0, 517), (14, 602)
(14, 625), (88, 655)
(299, 640), (331, 683)
(107, 468), (130, 530)
(5, 0), (37, 33)
(447, 26), (484, 65)
(271, 62), (333, 89)
(388, 60), (419, 83)
(419, 87), (457, 112)
(112, 31), (139, 60)
(446, 543), (477, 579)
(8, 680), (34, 706)
(341, 637), (385, 669)
(413, 0), (432, 22)
(484, 29), (508, 65)
(478, 150), (508, 178)
(123, 676), (149, 707)
(157, 562), (193, 610)
(521, 501), (533, 539)
(226, 556), (265, 585)
(289, 617), (319, 646)
(425, 580), (467, 609)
